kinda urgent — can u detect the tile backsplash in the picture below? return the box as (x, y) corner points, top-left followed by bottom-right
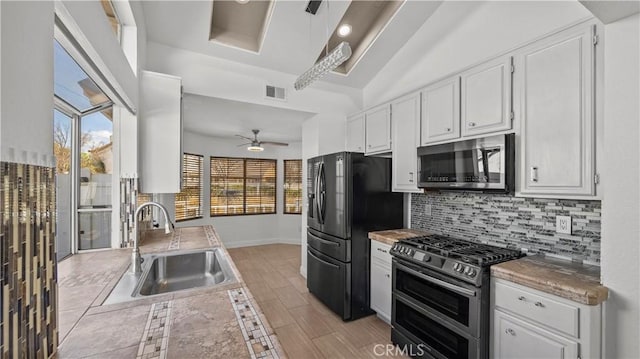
(411, 192), (601, 264)
(0, 162), (58, 357)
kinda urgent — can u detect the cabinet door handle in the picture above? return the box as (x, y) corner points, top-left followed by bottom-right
(469, 122), (476, 127)
(376, 248), (388, 254)
(409, 172), (414, 183)
(446, 128), (451, 132)
(518, 296), (526, 301)
(385, 274), (390, 278)
(505, 328), (516, 336)
(530, 167), (538, 182)
(535, 301), (545, 308)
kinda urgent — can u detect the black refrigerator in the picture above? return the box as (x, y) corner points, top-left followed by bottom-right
(307, 152), (403, 321)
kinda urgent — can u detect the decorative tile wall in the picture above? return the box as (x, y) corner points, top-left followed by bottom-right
(0, 162), (58, 357)
(411, 192), (601, 264)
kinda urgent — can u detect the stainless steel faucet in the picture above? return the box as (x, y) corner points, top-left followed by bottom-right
(132, 201), (174, 274)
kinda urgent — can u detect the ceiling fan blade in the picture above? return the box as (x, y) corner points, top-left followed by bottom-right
(261, 141), (289, 147)
(236, 142), (252, 147)
(235, 134), (253, 141)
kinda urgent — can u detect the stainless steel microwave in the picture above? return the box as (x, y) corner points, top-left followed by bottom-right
(417, 133), (515, 192)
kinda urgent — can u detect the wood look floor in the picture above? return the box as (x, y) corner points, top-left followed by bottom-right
(228, 244), (404, 359)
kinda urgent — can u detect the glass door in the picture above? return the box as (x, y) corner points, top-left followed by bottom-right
(78, 112), (113, 250)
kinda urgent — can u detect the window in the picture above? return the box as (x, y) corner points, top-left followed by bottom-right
(284, 160), (303, 214)
(100, 0), (121, 39)
(210, 157), (276, 216)
(175, 153), (204, 221)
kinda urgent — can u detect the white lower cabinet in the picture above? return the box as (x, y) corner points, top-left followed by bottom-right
(491, 278), (602, 359)
(494, 310), (578, 359)
(370, 241), (393, 323)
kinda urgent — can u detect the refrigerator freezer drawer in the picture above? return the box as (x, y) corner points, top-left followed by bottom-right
(307, 228), (351, 262)
(307, 247), (352, 320)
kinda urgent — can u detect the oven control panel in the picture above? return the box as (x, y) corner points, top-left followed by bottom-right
(390, 243), (483, 285)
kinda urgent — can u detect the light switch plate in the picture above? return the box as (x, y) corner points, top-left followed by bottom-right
(556, 215), (572, 234)
(424, 204), (432, 216)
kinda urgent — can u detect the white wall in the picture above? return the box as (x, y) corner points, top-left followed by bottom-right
(363, 1), (592, 107)
(601, 12), (640, 359)
(162, 131), (303, 248)
(0, 1), (54, 165)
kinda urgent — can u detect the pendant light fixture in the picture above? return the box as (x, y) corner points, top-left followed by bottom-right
(294, 0), (352, 91)
(294, 42), (351, 90)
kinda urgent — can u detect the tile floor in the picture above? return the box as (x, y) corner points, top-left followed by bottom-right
(228, 244), (403, 359)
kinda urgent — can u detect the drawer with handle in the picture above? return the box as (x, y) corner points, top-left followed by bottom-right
(494, 280), (580, 338)
(371, 240), (392, 265)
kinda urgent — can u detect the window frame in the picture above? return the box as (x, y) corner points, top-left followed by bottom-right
(283, 159), (303, 215)
(175, 153), (204, 222)
(210, 157), (277, 217)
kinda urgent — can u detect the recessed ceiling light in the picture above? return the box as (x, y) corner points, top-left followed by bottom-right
(337, 24), (352, 37)
(236, 0), (250, 4)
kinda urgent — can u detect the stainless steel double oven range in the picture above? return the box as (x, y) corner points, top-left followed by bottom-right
(390, 235), (522, 359)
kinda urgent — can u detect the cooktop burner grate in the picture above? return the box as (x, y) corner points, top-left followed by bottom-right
(401, 234), (522, 267)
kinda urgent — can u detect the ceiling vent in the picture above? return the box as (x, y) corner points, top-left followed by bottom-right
(265, 85), (286, 101)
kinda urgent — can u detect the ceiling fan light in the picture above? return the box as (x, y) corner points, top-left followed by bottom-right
(247, 145), (264, 152)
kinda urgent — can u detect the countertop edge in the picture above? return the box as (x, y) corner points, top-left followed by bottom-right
(368, 229), (429, 246)
(491, 265), (609, 306)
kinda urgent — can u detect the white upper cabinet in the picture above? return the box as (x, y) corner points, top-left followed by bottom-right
(139, 71), (183, 194)
(420, 76), (461, 145)
(391, 92), (421, 192)
(346, 113), (365, 153)
(365, 104), (392, 155)
(461, 55), (513, 137)
(516, 25), (596, 197)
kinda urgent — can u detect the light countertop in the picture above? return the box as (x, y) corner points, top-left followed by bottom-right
(492, 255), (608, 305)
(368, 228), (429, 246)
(57, 225), (285, 358)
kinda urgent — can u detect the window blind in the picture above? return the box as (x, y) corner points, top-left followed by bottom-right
(284, 159), (302, 214)
(210, 157), (277, 216)
(175, 153), (203, 221)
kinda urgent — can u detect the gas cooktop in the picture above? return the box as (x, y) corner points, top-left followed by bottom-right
(390, 234), (523, 286)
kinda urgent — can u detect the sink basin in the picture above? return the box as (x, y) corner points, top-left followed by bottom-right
(137, 249), (231, 296)
(103, 248), (236, 305)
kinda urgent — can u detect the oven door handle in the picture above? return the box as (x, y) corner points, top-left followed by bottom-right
(396, 262), (477, 297)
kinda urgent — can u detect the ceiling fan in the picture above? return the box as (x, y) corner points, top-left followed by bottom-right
(236, 129), (288, 152)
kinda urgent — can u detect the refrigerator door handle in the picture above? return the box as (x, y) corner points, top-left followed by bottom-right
(308, 249), (339, 270)
(308, 231), (340, 247)
(315, 163), (322, 224)
(318, 162), (326, 223)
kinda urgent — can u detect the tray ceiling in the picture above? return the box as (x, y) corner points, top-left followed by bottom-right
(142, 0), (443, 89)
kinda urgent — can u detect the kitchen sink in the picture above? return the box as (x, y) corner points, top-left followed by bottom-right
(137, 249), (231, 295)
(103, 248), (236, 305)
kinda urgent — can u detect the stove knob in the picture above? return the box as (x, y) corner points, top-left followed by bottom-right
(464, 267), (477, 277)
(424, 255), (431, 262)
(453, 263), (463, 272)
(409, 249), (415, 256)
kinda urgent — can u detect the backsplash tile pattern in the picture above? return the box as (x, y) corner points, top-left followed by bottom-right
(411, 192), (601, 263)
(0, 162), (58, 357)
